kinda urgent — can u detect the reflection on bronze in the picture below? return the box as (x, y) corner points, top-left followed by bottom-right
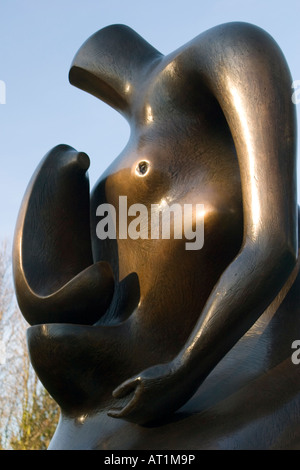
(13, 23), (299, 449)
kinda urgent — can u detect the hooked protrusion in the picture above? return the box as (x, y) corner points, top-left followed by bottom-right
(13, 144), (114, 325)
(69, 24), (162, 117)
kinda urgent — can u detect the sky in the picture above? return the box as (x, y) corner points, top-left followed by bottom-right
(0, 0), (300, 241)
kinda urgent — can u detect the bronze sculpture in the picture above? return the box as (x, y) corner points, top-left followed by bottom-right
(13, 22), (300, 449)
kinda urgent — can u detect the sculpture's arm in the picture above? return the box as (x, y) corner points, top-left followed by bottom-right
(109, 23), (298, 424)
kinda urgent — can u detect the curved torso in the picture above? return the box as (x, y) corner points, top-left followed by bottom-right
(90, 63), (244, 363)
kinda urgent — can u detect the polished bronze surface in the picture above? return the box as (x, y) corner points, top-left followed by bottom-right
(13, 22), (299, 449)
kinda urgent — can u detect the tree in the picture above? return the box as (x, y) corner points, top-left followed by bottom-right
(9, 369), (60, 450)
(0, 240), (59, 450)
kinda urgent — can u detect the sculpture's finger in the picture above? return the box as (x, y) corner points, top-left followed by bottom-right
(112, 377), (140, 399)
(107, 408), (123, 419)
(108, 392), (140, 419)
(107, 405), (132, 419)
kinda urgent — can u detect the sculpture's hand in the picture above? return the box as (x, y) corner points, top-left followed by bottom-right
(108, 362), (196, 425)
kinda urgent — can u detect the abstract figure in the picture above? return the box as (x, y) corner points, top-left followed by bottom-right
(13, 23), (300, 449)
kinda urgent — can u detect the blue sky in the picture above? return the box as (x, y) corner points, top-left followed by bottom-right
(0, 0), (299, 241)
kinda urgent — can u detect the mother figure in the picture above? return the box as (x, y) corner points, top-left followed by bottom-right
(13, 22), (300, 449)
